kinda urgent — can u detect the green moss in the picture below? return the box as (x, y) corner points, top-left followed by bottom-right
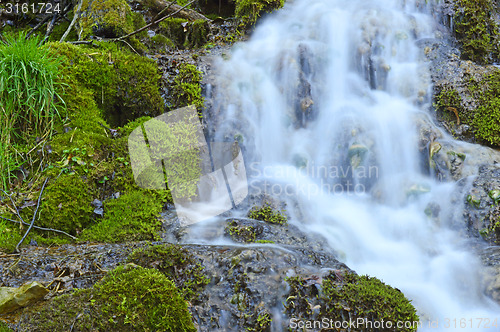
(38, 175), (93, 235)
(472, 71), (500, 145)
(160, 18), (188, 47)
(49, 19), (79, 42)
(454, 0), (499, 64)
(151, 34), (175, 53)
(248, 204), (287, 224)
(130, 11), (148, 39)
(19, 265), (195, 331)
(285, 272), (419, 332)
(128, 244), (210, 303)
(225, 221), (257, 243)
(255, 239), (275, 243)
(184, 20), (210, 48)
(0, 321), (12, 332)
(159, 18), (210, 49)
(321, 272), (419, 331)
(168, 63), (205, 112)
(234, 0), (284, 27)
(46, 41), (163, 127)
(94, 265), (195, 331)
(0, 219), (23, 252)
(79, 190), (163, 243)
(79, 0), (135, 39)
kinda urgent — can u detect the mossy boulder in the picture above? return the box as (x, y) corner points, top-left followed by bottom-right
(78, 0), (135, 39)
(128, 244), (210, 303)
(17, 264), (196, 331)
(321, 272), (419, 331)
(46, 41), (163, 127)
(79, 190), (164, 242)
(38, 175), (94, 235)
(285, 271), (419, 332)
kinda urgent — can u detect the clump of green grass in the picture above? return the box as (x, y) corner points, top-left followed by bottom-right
(0, 32), (64, 191)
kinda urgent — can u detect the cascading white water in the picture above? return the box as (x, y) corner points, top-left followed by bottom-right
(209, 0), (500, 330)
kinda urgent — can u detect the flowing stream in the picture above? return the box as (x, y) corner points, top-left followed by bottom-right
(206, 0), (500, 330)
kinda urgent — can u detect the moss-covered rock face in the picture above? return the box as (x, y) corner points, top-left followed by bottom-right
(235, 0), (284, 27)
(471, 70), (500, 146)
(0, 321), (13, 332)
(453, 0), (499, 64)
(79, 191), (163, 242)
(285, 272), (419, 332)
(78, 0), (135, 39)
(167, 63), (205, 111)
(433, 66), (500, 148)
(46, 41), (163, 127)
(38, 175), (93, 235)
(128, 244), (210, 303)
(17, 264), (196, 331)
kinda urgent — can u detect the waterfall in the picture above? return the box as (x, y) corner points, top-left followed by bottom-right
(208, 0), (500, 330)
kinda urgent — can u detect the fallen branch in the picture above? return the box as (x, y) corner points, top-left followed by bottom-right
(16, 177), (50, 252)
(143, 0), (211, 22)
(0, 215), (77, 240)
(26, 15), (52, 39)
(113, 0), (197, 41)
(42, 11), (60, 44)
(2, 190), (25, 229)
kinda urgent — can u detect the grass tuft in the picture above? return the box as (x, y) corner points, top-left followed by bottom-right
(0, 32), (64, 191)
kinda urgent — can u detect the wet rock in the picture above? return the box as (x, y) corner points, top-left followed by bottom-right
(485, 266), (500, 304)
(461, 165), (500, 243)
(479, 246), (500, 305)
(415, 113), (500, 180)
(0, 281), (48, 314)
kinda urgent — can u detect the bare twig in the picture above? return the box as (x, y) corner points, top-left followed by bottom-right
(42, 12), (60, 44)
(0, 215), (77, 240)
(15, 177), (50, 252)
(70, 313), (84, 332)
(113, 0), (196, 41)
(68, 40), (98, 46)
(2, 190), (25, 228)
(61, 0), (84, 42)
(116, 38), (140, 55)
(26, 15), (51, 39)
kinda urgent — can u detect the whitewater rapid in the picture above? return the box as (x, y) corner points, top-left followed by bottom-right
(209, 0), (500, 330)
